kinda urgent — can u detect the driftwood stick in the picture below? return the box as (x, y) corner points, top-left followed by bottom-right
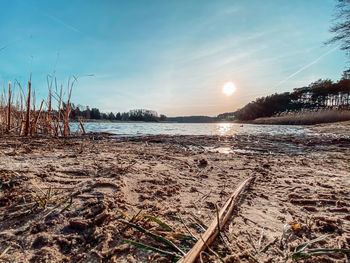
(178, 177), (253, 263)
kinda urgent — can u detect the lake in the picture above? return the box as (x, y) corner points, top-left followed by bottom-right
(70, 122), (310, 137)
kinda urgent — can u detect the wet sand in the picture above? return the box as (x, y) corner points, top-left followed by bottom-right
(0, 122), (349, 262)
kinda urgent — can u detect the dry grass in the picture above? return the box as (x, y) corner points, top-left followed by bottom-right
(0, 77), (80, 137)
(252, 109), (350, 125)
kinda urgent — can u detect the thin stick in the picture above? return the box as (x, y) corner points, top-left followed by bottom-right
(0, 245), (11, 259)
(179, 215), (198, 241)
(178, 177), (253, 263)
(7, 82), (11, 132)
(258, 227), (265, 252)
(215, 203), (221, 235)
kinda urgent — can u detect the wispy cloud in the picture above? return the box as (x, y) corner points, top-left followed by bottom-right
(46, 14), (82, 34)
(273, 45), (339, 88)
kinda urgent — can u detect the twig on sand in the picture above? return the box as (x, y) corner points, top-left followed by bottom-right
(194, 189), (212, 204)
(0, 246), (11, 259)
(178, 215), (198, 241)
(198, 234), (225, 263)
(189, 212), (208, 230)
(178, 177), (254, 263)
(246, 233), (258, 254)
(257, 227), (265, 252)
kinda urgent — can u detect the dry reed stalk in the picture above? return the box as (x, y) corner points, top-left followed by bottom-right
(178, 177), (254, 263)
(30, 100), (44, 136)
(63, 86), (72, 137)
(0, 75), (79, 137)
(56, 84), (63, 136)
(79, 119), (86, 135)
(16, 83), (25, 135)
(7, 82), (11, 132)
(32, 89), (36, 113)
(24, 81), (31, 136)
(47, 86), (52, 135)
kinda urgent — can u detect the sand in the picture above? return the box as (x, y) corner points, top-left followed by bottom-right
(0, 123), (349, 262)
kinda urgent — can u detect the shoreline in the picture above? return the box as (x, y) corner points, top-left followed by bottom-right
(73, 119), (350, 127)
(0, 123), (349, 262)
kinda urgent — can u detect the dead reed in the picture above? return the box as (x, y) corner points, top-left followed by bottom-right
(253, 109), (350, 125)
(0, 76), (82, 137)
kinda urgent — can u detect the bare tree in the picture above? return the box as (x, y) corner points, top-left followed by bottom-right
(328, 0), (350, 52)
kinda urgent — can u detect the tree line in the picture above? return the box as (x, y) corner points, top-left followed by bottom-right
(166, 116), (217, 123)
(234, 76), (350, 121)
(67, 105), (167, 122)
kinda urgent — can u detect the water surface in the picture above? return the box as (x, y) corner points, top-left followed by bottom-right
(70, 122), (310, 137)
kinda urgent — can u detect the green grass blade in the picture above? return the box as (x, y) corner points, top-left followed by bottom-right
(144, 215), (173, 231)
(123, 239), (180, 258)
(306, 248), (350, 253)
(173, 233), (196, 241)
(120, 220), (185, 256)
(295, 235), (328, 252)
(293, 248), (350, 260)
(164, 214), (182, 222)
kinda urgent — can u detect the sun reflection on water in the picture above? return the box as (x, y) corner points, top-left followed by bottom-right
(217, 123), (233, 136)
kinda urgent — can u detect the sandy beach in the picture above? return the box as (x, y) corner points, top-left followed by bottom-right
(0, 122), (349, 262)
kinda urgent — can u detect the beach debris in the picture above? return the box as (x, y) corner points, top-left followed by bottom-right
(178, 177), (254, 263)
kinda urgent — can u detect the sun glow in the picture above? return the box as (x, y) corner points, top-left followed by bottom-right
(222, 82), (236, 96)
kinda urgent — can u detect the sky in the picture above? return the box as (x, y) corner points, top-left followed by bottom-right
(0, 0), (348, 116)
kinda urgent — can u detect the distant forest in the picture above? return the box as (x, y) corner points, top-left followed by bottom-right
(234, 75), (350, 121)
(68, 107), (167, 122)
(166, 116), (217, 123)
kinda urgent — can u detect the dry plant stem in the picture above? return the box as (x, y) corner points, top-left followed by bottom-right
(0, 75), (76, 137)
(258, 227), (265, 252)
(7, 82), (11, 132)
(198, 234), (225, 263)
(179, 215), (198, 241)
(47, 86), (53, 135)
(178, 177), (254, 263)
(0, 246), (11, 259)
(24, 81), (31, 136)
(56, 85), (63, 136)
(19, 92), (24, 135)
(32, 89), (36, 113)
(30, 100), (44, 136)
(79, 119), (86, 135)
(63, 86), (72, 136)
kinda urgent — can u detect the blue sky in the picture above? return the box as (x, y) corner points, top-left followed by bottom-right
(0, 0), (348, 116)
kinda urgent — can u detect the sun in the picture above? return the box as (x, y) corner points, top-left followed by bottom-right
(222, 82), (236, 96)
